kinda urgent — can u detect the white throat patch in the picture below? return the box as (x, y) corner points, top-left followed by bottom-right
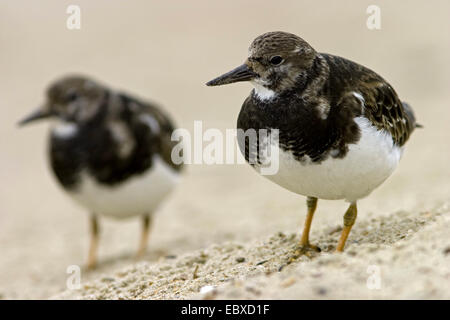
(251, 81), (276, 101)
(52, 121), (78, 138)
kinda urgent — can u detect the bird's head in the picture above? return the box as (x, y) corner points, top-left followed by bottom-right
(19, 75), (109, 126)
(206, 31), (317, 99)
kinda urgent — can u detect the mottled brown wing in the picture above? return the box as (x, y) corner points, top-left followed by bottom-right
(322, 53), (417, 147)
(140, 102), (184, 172)
(118, 92), (183, 173)
(358, 80), (415, 146)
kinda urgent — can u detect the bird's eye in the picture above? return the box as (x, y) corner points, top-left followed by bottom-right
(269, 56), (283, 65)
(65, 92), (78, 102)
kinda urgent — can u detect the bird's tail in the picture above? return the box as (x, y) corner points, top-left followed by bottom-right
(402, 102), (423, 129)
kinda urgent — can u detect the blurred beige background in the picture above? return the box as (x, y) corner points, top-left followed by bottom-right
(0, 0), (449, 299)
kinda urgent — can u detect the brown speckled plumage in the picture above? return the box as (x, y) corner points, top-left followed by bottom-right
(23, 75), (183, 189)
(206, 31), (420, 253)
(232, 31), (419, 164)
(319, 53), (417, 146)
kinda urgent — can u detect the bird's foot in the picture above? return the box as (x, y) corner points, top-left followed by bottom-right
(279, 242), (321, 271)
(287, 242), (321, 263)
(86, 258), (97, 271)
(298, 242), (321, 253)
(135, 247), (146, 260)
(295, 242), (321, 257)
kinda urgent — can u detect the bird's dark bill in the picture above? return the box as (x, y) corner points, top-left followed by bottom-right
(18, 109), (53, 126)
(206, 64), (257, 86)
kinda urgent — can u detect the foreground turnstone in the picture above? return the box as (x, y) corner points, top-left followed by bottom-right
(207, 31), (420, 252)
(19, 75), (183, 268)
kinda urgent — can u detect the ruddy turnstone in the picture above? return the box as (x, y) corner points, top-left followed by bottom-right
(207, 31), (420, 252)
(19, 75), (183, 268)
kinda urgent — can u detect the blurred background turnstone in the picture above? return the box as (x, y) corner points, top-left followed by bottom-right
(19, 75), (183, 269)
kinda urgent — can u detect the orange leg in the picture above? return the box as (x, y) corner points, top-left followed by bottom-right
(136, 215), (151, 258)
(87, 214), (99, 270)
(299, 197), (320, 252)
(336, 202), (357, 252)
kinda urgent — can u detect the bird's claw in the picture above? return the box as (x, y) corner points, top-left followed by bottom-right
(298, 243), (321, 253)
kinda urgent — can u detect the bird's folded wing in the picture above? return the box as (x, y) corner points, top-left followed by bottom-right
(357, 81), (415, 147)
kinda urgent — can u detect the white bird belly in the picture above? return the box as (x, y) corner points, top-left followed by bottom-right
(261, 117), (403, 202)
(66, 156), (180, 219)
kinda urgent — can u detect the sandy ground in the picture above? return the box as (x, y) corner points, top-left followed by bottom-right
(1, 1), (449, 300)
(55, 203), (450, 300)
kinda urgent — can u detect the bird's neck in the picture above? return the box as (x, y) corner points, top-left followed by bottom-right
(299, 53), (329, 100)
(251, 81), (277, 101)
